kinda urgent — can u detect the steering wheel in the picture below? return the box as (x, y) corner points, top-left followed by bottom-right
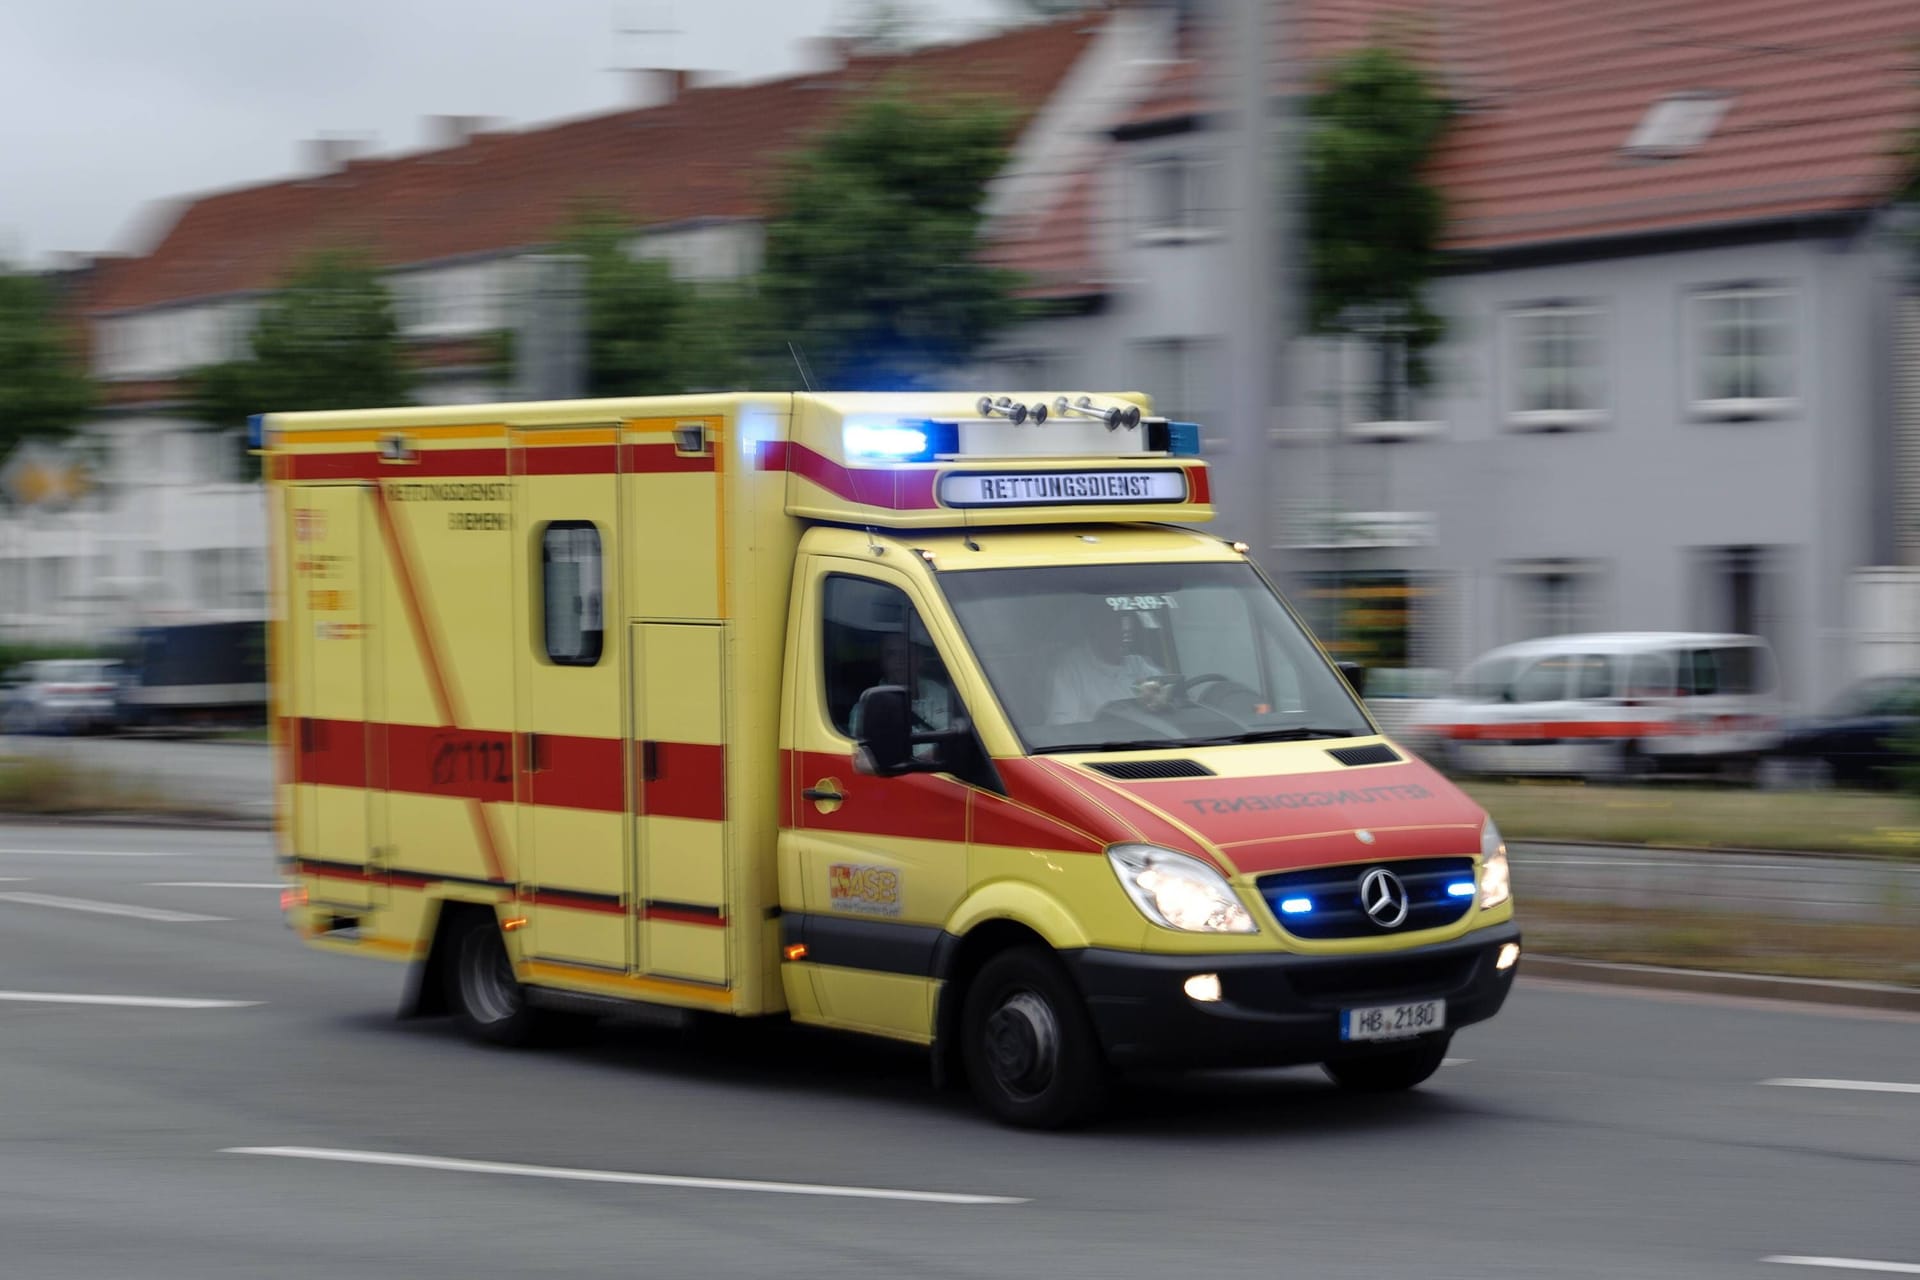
(1166, 673), (1234, 701)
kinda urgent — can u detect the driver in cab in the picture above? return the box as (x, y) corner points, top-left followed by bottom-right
(1048, 599), (1164, 724)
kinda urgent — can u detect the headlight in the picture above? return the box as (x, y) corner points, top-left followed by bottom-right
(1106, 844), (1256, 934)
(1479, 818), (1511, 909)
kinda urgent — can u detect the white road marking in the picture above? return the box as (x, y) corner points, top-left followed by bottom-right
(1764, 1257), (1920, 1274)
(0, 847), (177, 858)
(0, 891), (228, 923)
(0, 990), (258, 1009)
(1441, 1058), (1472, 1067)
(223, 1146), (1028, 1206)
(1762, 1078), (1920, 1096)
(0, 876), (28, 882)
(147, 882), (283, 889)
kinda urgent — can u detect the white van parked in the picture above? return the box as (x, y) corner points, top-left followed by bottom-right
(1409, 633), (1782, 780)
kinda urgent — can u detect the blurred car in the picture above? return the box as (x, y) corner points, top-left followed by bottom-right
(1411, 632), (1781, 780)
(0, 659), (126, 735)
(1361, 666), (1451, 744)
(1761, 674), (1920, 790)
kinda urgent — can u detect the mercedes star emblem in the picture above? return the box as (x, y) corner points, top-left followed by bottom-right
(1359, 867), (1410, 928)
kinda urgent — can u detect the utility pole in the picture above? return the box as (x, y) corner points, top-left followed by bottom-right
(511, 255), (588, 402)
(1209, 0), (1293, 571)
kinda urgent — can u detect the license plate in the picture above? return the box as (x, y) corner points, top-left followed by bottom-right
(1341, 999), (1445, 1042)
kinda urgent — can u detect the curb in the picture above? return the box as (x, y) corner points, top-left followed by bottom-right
(1521, 955), (1920, 1013)
(1513, 837), (1890, 862)
(0, 813), (272, 834)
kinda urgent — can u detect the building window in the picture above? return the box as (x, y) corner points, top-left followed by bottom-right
(1691, 287), (1795, 418)
(1133, 155), (1218, 240)
(1328, 326), (1444, 440)
(1501, 559), (1606, 642)
(1129, 338), (1218, 429)
(1508, 305), (1608, 429)
(541, 522), (604, 666)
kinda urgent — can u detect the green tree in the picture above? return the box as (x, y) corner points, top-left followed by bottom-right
(1305, 44), (1452, 399)
(753, 84), (1025, 389)
(558, 207), (746, 397)
(0, 268), (94, 454)
(188, 247), (411, 442)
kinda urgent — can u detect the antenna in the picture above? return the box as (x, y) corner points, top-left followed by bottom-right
(613, 0), (683, 86)
(788, 342), (818, 392)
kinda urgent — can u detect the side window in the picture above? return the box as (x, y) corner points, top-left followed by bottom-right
(1572, 654), (1613, 701)
(541, 522), (604, 666)
(1682, 649), (1719, 696)
(1511, 657), (1570, 703)
(822, 576), (958, 739)
(1626, 653), (1675, 698)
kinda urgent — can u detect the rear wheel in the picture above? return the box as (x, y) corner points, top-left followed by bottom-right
(961, 947), (1109, 1129)
(1322, 1035), (1450, 1093)
(446, 910), (546, 1047)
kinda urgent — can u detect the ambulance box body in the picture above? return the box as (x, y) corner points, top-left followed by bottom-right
(263, 391), (1519, 1127)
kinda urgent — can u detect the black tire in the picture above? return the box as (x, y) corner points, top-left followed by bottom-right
(1322, 1035), (1451, 1093)
(445, 910), (546, 1047)
(960, 947), (1109, 1129)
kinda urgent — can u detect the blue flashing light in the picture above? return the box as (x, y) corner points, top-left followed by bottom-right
(845, 422), (931, 461)
(1446, 881), (1476, 898)
(1167, 421), (1202, 457)
(246, 413), (266, 449)
(1279, 896), (1313, 915)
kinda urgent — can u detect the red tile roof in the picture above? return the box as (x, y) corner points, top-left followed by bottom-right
(1122, 0), (1920, 252)
(89, 15), (1102, 314)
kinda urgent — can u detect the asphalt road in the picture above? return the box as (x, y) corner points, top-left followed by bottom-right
(2, 821), (1917, 1279)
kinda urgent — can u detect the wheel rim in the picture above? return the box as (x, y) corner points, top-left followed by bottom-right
(984, 989), (1059, 1100)
(459, 932), (521, 1025)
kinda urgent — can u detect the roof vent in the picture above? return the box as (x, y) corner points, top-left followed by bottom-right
(1085, 759), (1214, 780)
(1623, 92), (1729, 159)
(1326, 743), (1401, 767)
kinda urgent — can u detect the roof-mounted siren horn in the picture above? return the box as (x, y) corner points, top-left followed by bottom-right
(1053, 395), (1142, 432)
(977, 395), (1047, 425)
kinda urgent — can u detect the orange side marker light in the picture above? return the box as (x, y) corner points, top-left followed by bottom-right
(502, 916), (528, 933)
(783, 943), (809, 962)
(280, 886), (307, 913)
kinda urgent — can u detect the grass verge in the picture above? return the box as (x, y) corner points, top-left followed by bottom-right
(1466, 780), (1920, 858)
(0, 753), (222, 819)
(1523, 898), (1920, 987)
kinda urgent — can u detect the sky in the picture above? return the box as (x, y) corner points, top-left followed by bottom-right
(0, 0), (1013, 265)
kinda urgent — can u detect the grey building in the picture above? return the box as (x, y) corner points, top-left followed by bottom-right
(983, 0), (1920, 710)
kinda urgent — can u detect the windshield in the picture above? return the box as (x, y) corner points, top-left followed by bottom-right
(937, 561), (1374, 753)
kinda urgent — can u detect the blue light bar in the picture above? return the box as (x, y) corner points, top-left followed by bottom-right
(1447, 881), (1476, 898)
(1279, 896), (1313, 915)
(247, 413), (265, 449)
(1166, 421), (1202, 457)
(845, 423), (930, 460)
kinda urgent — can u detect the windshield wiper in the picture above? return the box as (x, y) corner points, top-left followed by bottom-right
(1033, 738), (1185, 755)
(1183, 727), (1363, 745)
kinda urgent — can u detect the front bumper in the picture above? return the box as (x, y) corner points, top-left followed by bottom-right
(1062, 921), (1521, 1069)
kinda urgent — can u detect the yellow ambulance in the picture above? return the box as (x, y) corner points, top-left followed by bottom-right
(261, 390), (1519, 1127)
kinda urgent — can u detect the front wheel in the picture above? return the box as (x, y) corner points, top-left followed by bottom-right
(1322, 1035), (1450, 1092)
(961, 947), (1109, 1129)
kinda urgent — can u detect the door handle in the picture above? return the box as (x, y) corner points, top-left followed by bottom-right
(642, 740), (660, 782)
(802, 785), (843, 802)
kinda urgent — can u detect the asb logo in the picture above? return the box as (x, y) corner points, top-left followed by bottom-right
(828, 863), (901, 917)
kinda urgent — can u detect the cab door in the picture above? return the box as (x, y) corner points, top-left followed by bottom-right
(513, 428), (628, 971)
(780, 560), (973, 1041)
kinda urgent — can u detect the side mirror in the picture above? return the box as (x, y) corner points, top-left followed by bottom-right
(854, 685), (914, 777)
(1337, 661), (1368, 698)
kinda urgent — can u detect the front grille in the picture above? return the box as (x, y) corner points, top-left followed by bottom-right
(1085, 758), (1214, 780)
(1258, 857), (1476, 940)
(1327, 743), (1401, 767)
